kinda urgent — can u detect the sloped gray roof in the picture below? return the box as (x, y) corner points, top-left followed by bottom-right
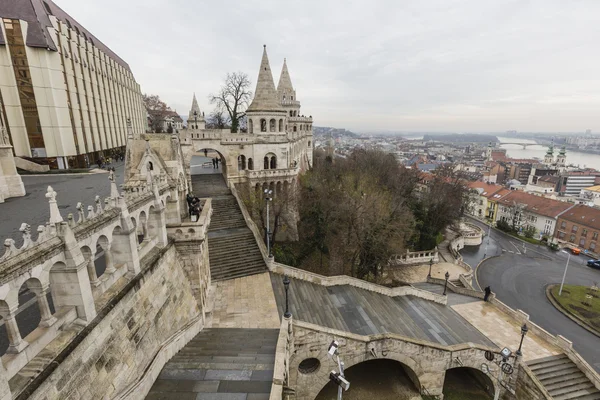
(247, 46), (284, 113)
(0, 0), (131, 71)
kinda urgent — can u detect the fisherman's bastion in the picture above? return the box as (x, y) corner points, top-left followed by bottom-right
(0, 1), (599, 398)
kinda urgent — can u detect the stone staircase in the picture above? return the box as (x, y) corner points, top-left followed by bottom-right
(146, 328), (278, 400)
(191, 173), (267, 282)
(450, 279), (465, 288)
(527, 354), (600, 399)
(209, 229), (267, 281)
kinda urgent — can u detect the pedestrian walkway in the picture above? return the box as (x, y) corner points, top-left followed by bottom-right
(270, 273), (494, 347)
(211, 272), (280, 329)
(146, 328), (278, 400)
(390, 262), (467, 284)
(452, 301), (561, 361)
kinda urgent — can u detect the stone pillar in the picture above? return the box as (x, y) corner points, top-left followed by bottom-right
(149, 205), (168, 248)
(112, 196), (141, 275)
(0, 144), (26, 203)
(53, 222), (97, 322)
(104, 245), (116, 274)
(4, 310), (28, 354)
(34, 287), (57, 327)
(87, 256), (100, 286)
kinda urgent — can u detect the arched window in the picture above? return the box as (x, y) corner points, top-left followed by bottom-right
(238, 155), (246, 171)
(148, 161), (153, 170)
(270, 156), (277, 169)
(308, 140), (311, 147)
(279, 119), (283, 132)
(289, 110), (293, 117)
(260, 119), (267, 132)
(249, 119), (253, 134)
(270, 119), (276, 132)
(291, 96), (294, 100)
(293, 125), (297, 132)
(264, 156), (269, 170)
(248, 158), (254, 170)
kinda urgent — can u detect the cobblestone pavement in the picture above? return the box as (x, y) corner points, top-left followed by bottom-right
(0, 163), (125, 244)
(452, 301), (561, 361)
(211, 272), (280, 329)
(270, 273), (494, 347)
(390, 262), (468, 283)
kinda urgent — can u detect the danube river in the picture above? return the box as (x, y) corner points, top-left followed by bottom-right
(497, 137), (600, 171)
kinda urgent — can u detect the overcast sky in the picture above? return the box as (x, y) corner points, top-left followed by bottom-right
(58, 0), (600, 133)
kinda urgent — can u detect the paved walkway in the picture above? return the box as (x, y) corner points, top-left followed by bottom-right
(452, 302), (561, 361)
(390, 262), (467, 283)
(211, 273), (280, 329)
(270, 273), (494, 347)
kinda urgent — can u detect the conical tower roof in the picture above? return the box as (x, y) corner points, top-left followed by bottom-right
(277, 58), (294, 94)
(189, 93), (202, 119)
(247, 46), (284, 112)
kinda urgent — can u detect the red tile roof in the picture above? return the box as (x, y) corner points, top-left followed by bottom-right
(499, 191), (573, 218)
(558, 204), (600, 230)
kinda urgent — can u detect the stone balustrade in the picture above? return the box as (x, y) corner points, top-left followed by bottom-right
(0, 171), (187, 389)
(246, 168), (299, 180)
(391, 248), (439, 265)
(270, 316), (293, 400)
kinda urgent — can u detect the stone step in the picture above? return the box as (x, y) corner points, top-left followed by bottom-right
(208, 239), (259, 249)
(537, 366), (581, 381)
(536, 364), (580, 377)
(529, 357), (573, 371)
(210, 260), (266, 273)
(212, 267), (267, 282)
(554, 388), (600, 400)
(540, 371), (586, 386)
(527, 354), (568, 367)
(209, 249), (263, 260)
(550, 382), (597, 397)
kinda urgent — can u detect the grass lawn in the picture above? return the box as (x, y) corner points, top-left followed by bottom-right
(550, 284), (600, 331)
(506, 231), (541, 245)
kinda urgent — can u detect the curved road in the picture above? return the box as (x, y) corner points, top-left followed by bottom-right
(463, 218), (600, 372)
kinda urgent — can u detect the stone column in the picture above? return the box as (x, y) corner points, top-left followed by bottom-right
(148, 205), (168, 248)
(35, 287), (57, 327)
(104, 245), (116, 274)
(87, 256), (100, 286)
(4, 311), (28, 354)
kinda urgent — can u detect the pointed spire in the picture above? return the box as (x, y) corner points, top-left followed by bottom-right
(189, 93), (203, 121)
(277, 57), (294, 94)
(247, 45), (283, 112)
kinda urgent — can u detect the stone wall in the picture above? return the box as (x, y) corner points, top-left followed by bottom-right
(24, 244), (201, 400)
(513, 365), (552, 400)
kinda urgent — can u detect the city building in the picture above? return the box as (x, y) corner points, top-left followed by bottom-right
(496, 191), (574, 237)
(555, 204), (600, 252)
(557, 172), (598, 196)
(0, 0), (146, 169)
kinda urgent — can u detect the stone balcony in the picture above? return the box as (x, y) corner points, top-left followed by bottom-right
(246, 168), (299, 180)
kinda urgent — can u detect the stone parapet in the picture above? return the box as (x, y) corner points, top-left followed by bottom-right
(270, 317), (293, 400)
(270, 262), (447, 305)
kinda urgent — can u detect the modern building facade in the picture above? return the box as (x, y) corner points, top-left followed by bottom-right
(0, 0), (146, 169)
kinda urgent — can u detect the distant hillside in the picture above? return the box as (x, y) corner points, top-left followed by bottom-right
(313, 126), (360, 139)
(423, 133), (498, 143)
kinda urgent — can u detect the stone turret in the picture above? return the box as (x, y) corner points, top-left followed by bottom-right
(188, 93), (205, 130)
(246, 45), (287, 135)
(277, 58), (301, 119)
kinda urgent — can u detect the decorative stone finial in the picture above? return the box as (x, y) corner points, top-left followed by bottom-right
(46, 186), (63, 224)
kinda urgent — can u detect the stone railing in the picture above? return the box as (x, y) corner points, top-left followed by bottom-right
(270, 316), (293, 400)
(246, 168), (299, 180)
(269, 262), (447, 305)
(391, 248), (439, 266)
(426, 276), (484, 299)
(166, 198), (212, 241)
(0, 175), (182, 389)
(289, 320), (502, 400)
(449, 232), (474, 278)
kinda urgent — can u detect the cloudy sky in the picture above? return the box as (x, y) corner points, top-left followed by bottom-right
(58, 0), (600, 133)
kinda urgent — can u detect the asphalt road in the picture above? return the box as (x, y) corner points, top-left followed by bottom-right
(466, 218), (600, 372)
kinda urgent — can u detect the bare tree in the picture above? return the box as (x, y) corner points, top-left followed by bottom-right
(209, 72), (252, 133)
(143, 94), (171, 133)
(206, 109), (229, 129)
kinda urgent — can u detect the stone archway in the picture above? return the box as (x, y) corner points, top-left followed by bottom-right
(443, 367), (495, 399)
(315, 359), (421, 400)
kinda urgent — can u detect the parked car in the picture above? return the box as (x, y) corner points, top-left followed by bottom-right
(586, 260), (600, 270)
(571, 247), (581, 255)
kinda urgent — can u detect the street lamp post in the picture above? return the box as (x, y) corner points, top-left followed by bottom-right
(559, 250), (571, 296)
(428, 258), (433, 278)
(264, 189), (273, 257)
(443, 271), (450, 295)
(283, 275), (292, 318)
(516, 323), (528, 357)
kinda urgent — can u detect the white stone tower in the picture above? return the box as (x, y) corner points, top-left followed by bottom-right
(544, 142), (554, 165)
(486, 142), (492, 161)
(277, 58), (300, 120)
(246, 46), (287, 136)
(556, 146), (566, 167)
(188, 93), (205, 130)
